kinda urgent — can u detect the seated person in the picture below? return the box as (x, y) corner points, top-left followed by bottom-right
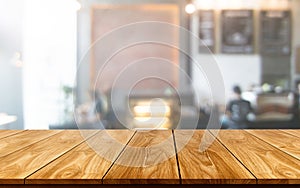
(221, 85), (253, 129)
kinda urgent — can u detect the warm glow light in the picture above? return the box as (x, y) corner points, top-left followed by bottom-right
(262, 0), (290, 10)
(134, 117), (170, 128)
(185, 3), (196, 14)
(131, 98), (172, 129)
(134, 127), (168, 130)
(133, 105), (171, 116)
(134, 117), (152, 122)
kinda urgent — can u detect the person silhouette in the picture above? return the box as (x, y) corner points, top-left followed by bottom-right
(221, 85), (253, 129)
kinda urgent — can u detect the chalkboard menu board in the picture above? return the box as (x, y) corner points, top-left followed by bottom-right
(221, 10), (254, 54)
(198, 10), (214, 53)
(260, 10), (291, 56)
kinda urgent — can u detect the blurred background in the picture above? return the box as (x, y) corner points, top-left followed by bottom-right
(0, 0), (300, 130)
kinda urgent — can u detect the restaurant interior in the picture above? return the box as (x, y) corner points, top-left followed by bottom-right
(1, 0), (300, 130)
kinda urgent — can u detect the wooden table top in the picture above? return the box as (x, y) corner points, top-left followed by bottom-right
(0, 129), (300, 186)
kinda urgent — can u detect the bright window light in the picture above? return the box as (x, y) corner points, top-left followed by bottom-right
(133, 117), (170, 128)
(23, 0), (77, 129)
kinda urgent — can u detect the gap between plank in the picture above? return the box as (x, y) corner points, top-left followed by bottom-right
(0, 130), (27, 141)
(101, 131), (137, 182)
(278, 129), (300, 139)
(171, 130), (182, 185)
(208, 130), (258, 184)
(23, 130), (101, 184)
(0, 130), (63, 159)
(245, 130), (300, 164)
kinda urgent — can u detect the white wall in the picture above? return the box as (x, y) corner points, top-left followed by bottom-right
(215, 55), (261, 98)
(192, 54), (261, 107)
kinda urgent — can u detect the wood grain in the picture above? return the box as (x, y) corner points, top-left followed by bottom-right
(0, 130), (61, 158)
(103, 130), (179, 184)
(0, 130), (300, 185)
(174, 130), (256, 184)
(247, 130), (300, 161)
(213, 130), (300, 184)
(0, 130), (25, 140)
(280, 130), (300, 138)
(26, 130), (135, 184)
(0, 130), (97, 184)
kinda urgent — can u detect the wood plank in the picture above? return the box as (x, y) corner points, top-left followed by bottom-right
(280, 130), (300, 138)
(26, 130), (135, 184)
(174, 130), (256, 184)
(0, 130), (25, 140)
(247, 130), (300, 161)
(0, 130), (98, 184)
(0, 130), (61, 158)
(212, 130), (300, 184)
(103, 130), (179, 184)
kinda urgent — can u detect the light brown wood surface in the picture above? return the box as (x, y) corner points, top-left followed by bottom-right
(281, 130), (300, 138)
(0, 130), (300, 185)
(174, 130), (256, 184)
(247, 130), (300, 161)
(103, 130), (179, 184)
(0, 130), (61, 158)
(0, 130), (25, 139)
(26, 130), (135, 184)
(0, 130), (97, 184)
(213, 130), (300, 184)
